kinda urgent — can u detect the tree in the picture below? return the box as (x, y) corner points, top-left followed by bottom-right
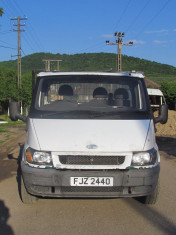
(0, 65), (33, 113)
(161, 81), (176, 110)
(0, 67), (18, 112)
(20, 72), (32, 109)
(0, 8), (3, 16)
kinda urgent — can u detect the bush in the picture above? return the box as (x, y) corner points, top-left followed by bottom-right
(161, 81), (176, 110)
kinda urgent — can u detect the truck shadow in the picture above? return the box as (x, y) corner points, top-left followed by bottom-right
(0, 200), (14, 235)
(156, 136), (176, 157)
(127, 198), (176, 234)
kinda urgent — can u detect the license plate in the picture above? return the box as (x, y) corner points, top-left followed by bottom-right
(70, 177), (113, 186)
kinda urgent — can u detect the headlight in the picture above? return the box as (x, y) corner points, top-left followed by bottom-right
(132, 149), (157, 166)
(26, 148), (52, 165)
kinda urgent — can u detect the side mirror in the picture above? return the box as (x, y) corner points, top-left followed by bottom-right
(9, 102), (27, 122)
(154, 104), (168, 124)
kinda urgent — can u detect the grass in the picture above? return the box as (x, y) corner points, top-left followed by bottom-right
(0, 113), (12, 122)
(0, 113), (24, 133)
(0, 113), (24, 124)
(0, 128), (8, 133)
(0, 113), (25, 146)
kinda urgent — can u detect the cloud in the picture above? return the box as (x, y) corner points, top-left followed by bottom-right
(173, 29), (176, 32)
(153, 40), (167, 44)
(132, 40), (146, 45)
(145, 29), (168, 34)
(101, 34), (113, 39)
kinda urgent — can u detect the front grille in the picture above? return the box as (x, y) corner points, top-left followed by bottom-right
(59, 155), (125, 165)
(61, 186), (123, 193)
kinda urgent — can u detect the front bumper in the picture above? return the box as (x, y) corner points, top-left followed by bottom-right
(21, 162), (160, 198)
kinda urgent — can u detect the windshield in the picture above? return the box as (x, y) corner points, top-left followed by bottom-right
(34, 74), (149, 119)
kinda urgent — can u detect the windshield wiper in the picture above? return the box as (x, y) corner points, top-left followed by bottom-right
(89, 111), (120, 118)
(39, 108), (144, 119)
(40, 110), (76, 118)
(89, 109), (144, 118)
(39, 109), (93, 118)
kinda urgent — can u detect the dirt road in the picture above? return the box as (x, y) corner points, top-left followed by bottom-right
(0, 125), (176, 235)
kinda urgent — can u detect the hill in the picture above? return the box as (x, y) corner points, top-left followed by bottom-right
(1, 52), (176, 83)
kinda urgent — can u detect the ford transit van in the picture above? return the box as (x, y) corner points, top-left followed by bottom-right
(9, 72), (168, 204)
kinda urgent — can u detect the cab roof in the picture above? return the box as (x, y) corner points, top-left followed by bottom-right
(37, 71), (144, 79)
(147, 88), (164, 96)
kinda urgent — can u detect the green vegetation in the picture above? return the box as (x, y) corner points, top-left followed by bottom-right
(1, 52), (176, 83)
(0, 114), (24, 125)
(0, 66), (18, 112)
(0, 127), (8, 133)
(161, 81), (176, 110)
(0, 65), (32, 113)
(0, 114), (11, 122)
(0, 7), (3, 16)
(0, 52), (176, 111)
(0, 116), (24, 145)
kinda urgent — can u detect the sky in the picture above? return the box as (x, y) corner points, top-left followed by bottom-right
(0, 0), (176, 67)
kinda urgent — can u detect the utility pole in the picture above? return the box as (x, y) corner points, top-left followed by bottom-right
(42, 59), (62, 72)
(106, 32), (133, 72)
(11, 17), (27, 88)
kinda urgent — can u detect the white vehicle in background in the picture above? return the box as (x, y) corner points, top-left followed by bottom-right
(9, 71), (168, 205)
(147, 88), (166, 111)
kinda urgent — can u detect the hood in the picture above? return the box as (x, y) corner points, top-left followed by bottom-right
(27, 119), (151, 153)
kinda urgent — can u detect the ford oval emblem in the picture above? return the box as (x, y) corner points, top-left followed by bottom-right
(87, 144), (98, 149)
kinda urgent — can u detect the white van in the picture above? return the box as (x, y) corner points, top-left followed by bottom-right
(147, 88), (166, 111)
(9, 72), (168, 204)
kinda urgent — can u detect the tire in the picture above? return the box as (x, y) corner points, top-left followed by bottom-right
(138, 181), (160, 205)
(20, 175), (38, 204)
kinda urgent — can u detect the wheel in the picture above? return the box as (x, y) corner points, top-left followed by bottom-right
(138, 181), (160, 205)
(20, 175), (38, 204)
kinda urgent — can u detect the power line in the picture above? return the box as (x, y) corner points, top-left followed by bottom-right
(136, 0), (171, 38)
(112, 0), (132, 32)
(21, 48), (26, 56)
(1, 0), (14, 34)
(10, 0), (45, 51)
(1, 0), (14, 17)
(22, 33), (35, 52)
(0, 39), (16, 47)
(85, 0), (170, 58)
(2, 0), (44, 53)
(9, 0), (23, 18)
(0, 30), (13, 35)
(5, 0), (36, 51)
(0, 45), (16, 50)
(125, 0), (152, 33)
(25, 23), (45, 51)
